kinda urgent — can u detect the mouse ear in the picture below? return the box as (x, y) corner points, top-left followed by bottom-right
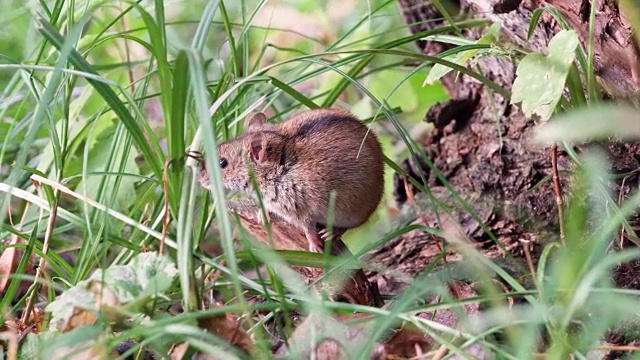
(248, 134), (268, 164)
(247, 112), (267, 131)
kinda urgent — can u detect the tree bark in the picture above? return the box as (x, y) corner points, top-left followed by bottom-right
(370, 0), (640, 295)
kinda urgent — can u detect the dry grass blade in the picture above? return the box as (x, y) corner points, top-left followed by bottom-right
(28, 174), (176, 249)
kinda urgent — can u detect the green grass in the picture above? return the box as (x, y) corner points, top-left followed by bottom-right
(1, 0), (640, 359)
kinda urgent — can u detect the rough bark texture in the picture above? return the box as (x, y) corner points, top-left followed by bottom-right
(369, 0), (640, 297)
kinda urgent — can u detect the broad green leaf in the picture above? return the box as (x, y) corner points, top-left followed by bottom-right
(45, 253), (177, 331)
(131, 252), (178, 297)
(45, 282), (103, 331)
(423, 22), (501, 85)
(511, 30), (580, 121)
(22, 325), (106, 359)
(20, 332), (56, 359)
(98, 266), (142, 303)
(94, 252), (177, 302)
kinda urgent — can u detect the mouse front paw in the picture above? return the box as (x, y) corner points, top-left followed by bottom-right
(227, 200), (275, 225)
(227, 200), (258, 219)
(255, 208), (271, 224)
(317, 226), (347, 243)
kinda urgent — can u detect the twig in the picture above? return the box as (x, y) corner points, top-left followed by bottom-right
(432, 343), (449, 360)
(551, 144), (566, 244)
(2, 310), (18, 360)
(21, 179), (55, 325)
(119, 4), (135, 94)
(161, 157), (174, 255)
(520, 239), (539, 290)
(597, 344), (640, 351)
(403, 177), (448, 262)
(619, 175), (629, 249)
(159, 151), (205, 253)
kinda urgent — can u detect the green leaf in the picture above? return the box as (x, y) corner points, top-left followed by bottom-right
(0, 222), (38, 311)
(20, 332), (56, 359)
(45, 253), (177, 331)
(423, 22), (501, 85)
(511, 30), (580, 121)
(527, 8), (544, 39)
(131, 251), (179, 297)
(45, 282), (102, 331)
(30, 325), (106, 358)
(136, 5), (172, 120)
(92, 252), (177, 301)
(167, 50), (189, 206)
(371, 68), (448, 115)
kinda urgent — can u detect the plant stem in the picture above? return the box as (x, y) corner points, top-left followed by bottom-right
(552, 143), (565, 244)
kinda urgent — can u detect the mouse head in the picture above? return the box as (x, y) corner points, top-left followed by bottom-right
(206, 113), (286, 194)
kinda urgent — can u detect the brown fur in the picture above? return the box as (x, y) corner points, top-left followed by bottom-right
(199, 109), (385, 251)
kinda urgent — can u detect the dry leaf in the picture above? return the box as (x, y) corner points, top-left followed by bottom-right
(170, 342), (190, 360)
(197, 310), (254, 356)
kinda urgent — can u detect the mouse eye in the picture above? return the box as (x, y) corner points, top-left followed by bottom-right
(219, 158), (228, 169)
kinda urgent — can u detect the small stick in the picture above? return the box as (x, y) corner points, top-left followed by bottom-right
(2, 309), (18, 360)
(160, 151), (205, 254)
(596, 344), (640, 351)
(619, 176), (629, 249)
(404, 177), (448, 262)
(520, 239), (539, 290)
(21, 179), (54, 325)
(161, 157), (174, 255)
(551, 144), (566, 244)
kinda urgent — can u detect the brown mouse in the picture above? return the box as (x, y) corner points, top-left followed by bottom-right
(198, 108), (385, 252)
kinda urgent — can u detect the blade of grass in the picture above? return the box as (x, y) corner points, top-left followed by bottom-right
(269, 76), (319, 109)
(167, 51), (189, 202)
(35, 15), (164, 179)
(185, 48), (248, 310)
(192, 0), (222, 51)
(321, 20), (491, 107)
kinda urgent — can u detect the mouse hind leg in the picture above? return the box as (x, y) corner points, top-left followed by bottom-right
(304, 226), (324, 253)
